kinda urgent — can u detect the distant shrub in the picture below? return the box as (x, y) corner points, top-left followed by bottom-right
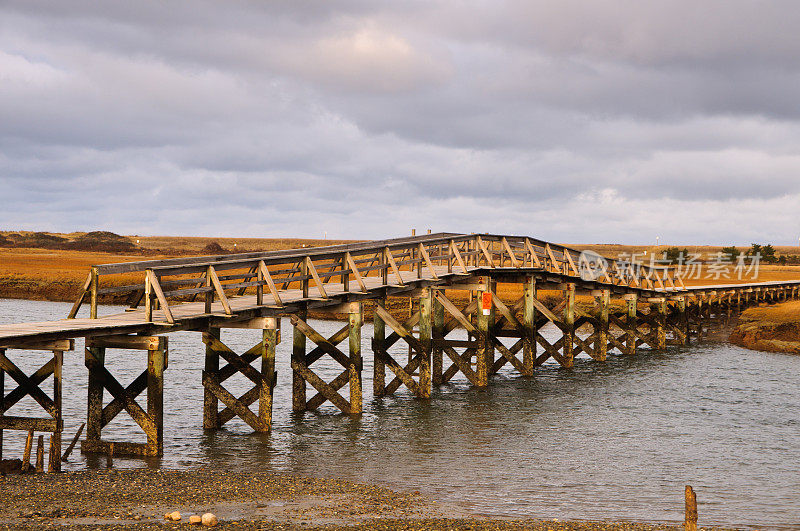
(0, 234), (12, 247)
(10, 232), (69, 249)
(721, 246), (740, 261)
(661, 246), (689, 264)
(65, 231), (138, 253)
(202, 241), (227, 254)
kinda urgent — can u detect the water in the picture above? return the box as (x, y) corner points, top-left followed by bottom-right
(2, 298), (799, 529)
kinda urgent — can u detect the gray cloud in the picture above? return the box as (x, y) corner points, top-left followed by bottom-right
(1, 1), (799, 244)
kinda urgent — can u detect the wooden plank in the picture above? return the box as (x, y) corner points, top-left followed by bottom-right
(501, 237), (520, 268)
(208, 266), (232, 315)
(290, 360), (351, 413)
(306, 257), (328, 298)
(476, 235), (494, 266)
(0, 416), (58, 432)
(345, 252), (368, 292)
(418, 243), (439, 279)
(450, 239), (469, 273)
(385, 247), (405, 286)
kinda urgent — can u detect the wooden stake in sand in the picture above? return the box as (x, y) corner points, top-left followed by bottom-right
(35, 435), (44, 472)
(685, 485), (698, 531)
(21, 429), (34, 472)
(61, 422), (85, 461)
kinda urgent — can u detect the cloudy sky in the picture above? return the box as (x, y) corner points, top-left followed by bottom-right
(2, 1), (799, 245)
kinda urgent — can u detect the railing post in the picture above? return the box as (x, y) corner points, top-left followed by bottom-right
(144, 271), (152, 322)
(89, 266), (99, 319)
(341, 253), (350, 292)
(522, 276), (536, 376)
(204, 266), (213, 313)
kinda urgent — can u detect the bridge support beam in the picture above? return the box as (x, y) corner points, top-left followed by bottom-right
(562, 283), (575, 367)
(290, 303), (363, 414)
(625, 294), (637, 355)
(82, 335), (167, 457)
(372, 294), (430, 399)
(201, 318), (279, 432)
(0, 339), (71, 472)
(522, 276), (536, 376)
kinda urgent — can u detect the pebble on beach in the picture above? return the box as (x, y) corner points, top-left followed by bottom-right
(189, 514), (202, 525)
(164, 510), (181, 521)
(201, 512), (218, 526)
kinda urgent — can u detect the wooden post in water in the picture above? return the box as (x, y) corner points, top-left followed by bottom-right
(203, 327), (220, 429)
(522, 276), (536, 376)
(259, 318), (278, 430)
(597, 289), (610, 361)
(35, 435), (44, 472)
(0, 355), (4, 462)
(625, 294), (637, 355)
(655, 297), (667, 350)
(348, 302), (363, 414)
(676, 296), (689, 345)
(147, 342), (165, 455)
(418, 288), (432, 398)
(373, 299), (386, 397)
(562, 283), (575, 367)
(432, 290), (445, 385)
(292, 308), (307, 412)
(85, 345), (105, 445)
(50, 349), (62, 471)
(685, 485), (698, 531)
(22, 429), (33, 472)
(476, 278), (491, 387)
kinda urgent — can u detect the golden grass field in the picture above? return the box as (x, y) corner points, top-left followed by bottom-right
(1, 232), (799, 317)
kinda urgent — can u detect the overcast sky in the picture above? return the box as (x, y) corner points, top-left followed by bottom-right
(1, 1), (799, 245)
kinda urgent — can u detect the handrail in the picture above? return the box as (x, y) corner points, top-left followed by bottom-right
(67, 232), (685, 322)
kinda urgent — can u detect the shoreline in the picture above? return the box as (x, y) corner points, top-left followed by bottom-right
(0, 467), (725, 530)
(729, 300), (800, 354)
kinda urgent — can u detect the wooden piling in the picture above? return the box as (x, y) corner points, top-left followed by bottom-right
(292, 308), (307, 412)
(625, 294), (637, 355)
(35, 434), (44, 472)
(349, 302), (363, 414)
(432, 291), (445, 385)
(85, 346), (105, 444)
(203, 328), (220, 429)
(418, 289), (433, 398)
(476, 280), (491, 386)
(597, 289), (610, 361)
(259, 318), (278, 430)
(373, 299), (386, 397)
(685, 485), (698, 531)
(22, 429), (33, 472)
(655, 297), (667, 350)
(522, 276), (536, 376)
(147, 344), (165, 454)
(562, 283), (575, 367)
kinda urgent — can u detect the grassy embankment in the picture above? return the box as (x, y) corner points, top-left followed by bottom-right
(730, 300), (800, 354)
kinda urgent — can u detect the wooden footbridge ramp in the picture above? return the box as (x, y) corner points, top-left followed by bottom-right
(1, 232), (798, 467)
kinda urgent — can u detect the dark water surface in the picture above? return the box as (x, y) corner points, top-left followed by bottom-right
(1, 298), (799, 529)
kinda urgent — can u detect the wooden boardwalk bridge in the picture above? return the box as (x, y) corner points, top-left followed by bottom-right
(1, 232), (798, 469)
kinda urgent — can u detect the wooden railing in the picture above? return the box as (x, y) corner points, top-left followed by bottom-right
(67, 232), (684, 322)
